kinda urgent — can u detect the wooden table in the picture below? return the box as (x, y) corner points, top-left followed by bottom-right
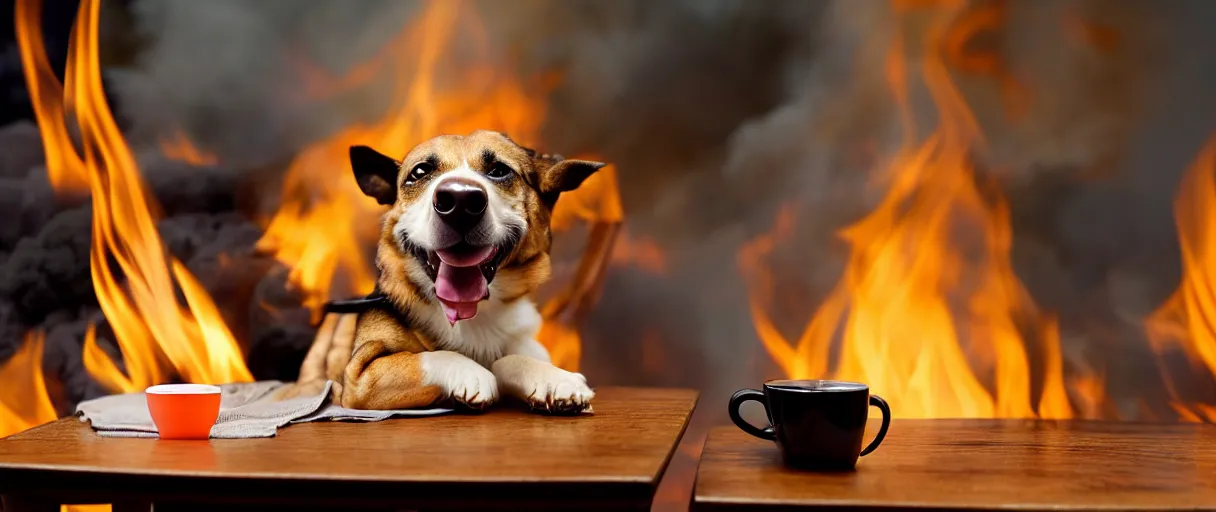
(0, 386), (696, 511)
(694, 419), (1216, 511)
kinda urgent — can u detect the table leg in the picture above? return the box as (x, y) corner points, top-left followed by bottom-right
(0, 495), (59, 512)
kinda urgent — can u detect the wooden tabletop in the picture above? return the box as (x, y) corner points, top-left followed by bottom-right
(694, 419), (1216, 511)
(0, 386), (696, 511)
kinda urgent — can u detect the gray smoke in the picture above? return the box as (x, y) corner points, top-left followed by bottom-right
(111, 0), (1216, 417)
(107, 0), (833, 401)
(6, 0), (1216, 425)
(114, 0), (437, 167)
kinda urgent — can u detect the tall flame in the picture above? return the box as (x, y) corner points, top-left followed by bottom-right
(1145, 134), (1216, 422)
(0, 334), (107, 511)
(17, 0), (251, 393)
(14, 0), (89, 194)
(257, 0), (549, 319)
(537, 162), (673, 371)
(258, 0), (635, 372)
(540, 165), (627, 371)
(0, 331), (57, 438)
(739, 0), (1071, 419)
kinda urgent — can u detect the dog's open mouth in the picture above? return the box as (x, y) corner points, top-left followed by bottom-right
(416, 242), (507, 324)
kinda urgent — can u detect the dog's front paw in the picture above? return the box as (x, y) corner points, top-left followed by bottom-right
(492, 354), (594, 414)
(449, 366), (498, 410)
(522, 367), (595, 415)
(422, 351), (499, 410)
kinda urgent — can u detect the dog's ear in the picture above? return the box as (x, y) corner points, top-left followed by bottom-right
(350, 145), (401, 205)
(539, 158), (607, 196)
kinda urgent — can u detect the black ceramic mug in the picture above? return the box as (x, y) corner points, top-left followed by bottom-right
(729, 379), (891, 470)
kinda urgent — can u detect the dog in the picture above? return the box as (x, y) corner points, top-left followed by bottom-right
(287, 130), (603, 414)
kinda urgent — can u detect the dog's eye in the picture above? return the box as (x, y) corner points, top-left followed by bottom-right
(486, 162), (513, 180)
(405, 163), (433, 185)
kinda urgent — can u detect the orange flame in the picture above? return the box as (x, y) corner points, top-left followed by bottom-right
(0, 331), (57, 438)
(536, 320), (583, 373)
(260, 0), (628, 373)
(1036, 320), (1073, 419)
(0, 333), (110, 512)
(551, 165), (624, 230)
(939, 0), (1027, 118)
(539, 166), (628, 371)
(1068, 369), (1109, 420)
(1145, 134), (1216, 422)
(739, 0), (1070, 419)
(257, 0), (550, 320)
(610, 232), (668, 275)
(18, 0), (251, 395)
(158, 128), (218, 166)
(14, 0), (89, 195)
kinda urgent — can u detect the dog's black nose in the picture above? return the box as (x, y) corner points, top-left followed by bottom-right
(433, 177), (488, 232)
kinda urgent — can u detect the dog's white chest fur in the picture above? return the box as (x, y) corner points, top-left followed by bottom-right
(412, 295), (594, 413)
(413, 296), (544, 367)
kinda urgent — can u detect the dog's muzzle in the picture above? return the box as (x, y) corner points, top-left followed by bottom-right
(406, 176), (515, 325)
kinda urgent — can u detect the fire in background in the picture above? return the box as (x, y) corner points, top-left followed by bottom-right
(0, 0), (653, 436)
(4, 0), (1216, 439)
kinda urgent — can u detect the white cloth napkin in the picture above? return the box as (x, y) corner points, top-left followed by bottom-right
(75, 380), (452, 438)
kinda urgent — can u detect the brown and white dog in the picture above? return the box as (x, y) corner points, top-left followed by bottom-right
(288, 130), (602, 414)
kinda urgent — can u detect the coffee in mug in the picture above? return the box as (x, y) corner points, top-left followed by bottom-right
(729, 379), (891, 470)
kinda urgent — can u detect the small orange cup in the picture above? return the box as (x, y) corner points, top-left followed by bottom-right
(146, 384), (221, 440)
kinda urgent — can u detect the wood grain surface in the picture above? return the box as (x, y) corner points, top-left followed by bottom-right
(694, 420), (1216, 511)
(0, 387), (696, 511)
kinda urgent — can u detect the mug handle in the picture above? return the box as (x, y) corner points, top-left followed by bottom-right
(860, 394), (891, 456)
(729, 389), (776, 440)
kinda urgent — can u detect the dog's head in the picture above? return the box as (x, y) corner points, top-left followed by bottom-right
(351, 130), (604, 325)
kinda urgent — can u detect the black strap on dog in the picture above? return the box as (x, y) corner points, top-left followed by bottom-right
(320, 287), (411, 330)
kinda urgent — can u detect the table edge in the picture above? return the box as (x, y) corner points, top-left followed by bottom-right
(0, 387), (700, 488)
(0, 467), (660, 509)
(691, 421), (1216, 512)
(690, 494), (1208, 512)
(647, 390), (699, 484)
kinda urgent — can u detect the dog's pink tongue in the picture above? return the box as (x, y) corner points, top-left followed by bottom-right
(438, 299), (479, 325)
(434, 246), (495, 324)
(436, 245), (495, 267)
(435, 262), (487, 324)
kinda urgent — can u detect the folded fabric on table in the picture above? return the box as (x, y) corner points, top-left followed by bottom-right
(76, 380), (452, 438)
